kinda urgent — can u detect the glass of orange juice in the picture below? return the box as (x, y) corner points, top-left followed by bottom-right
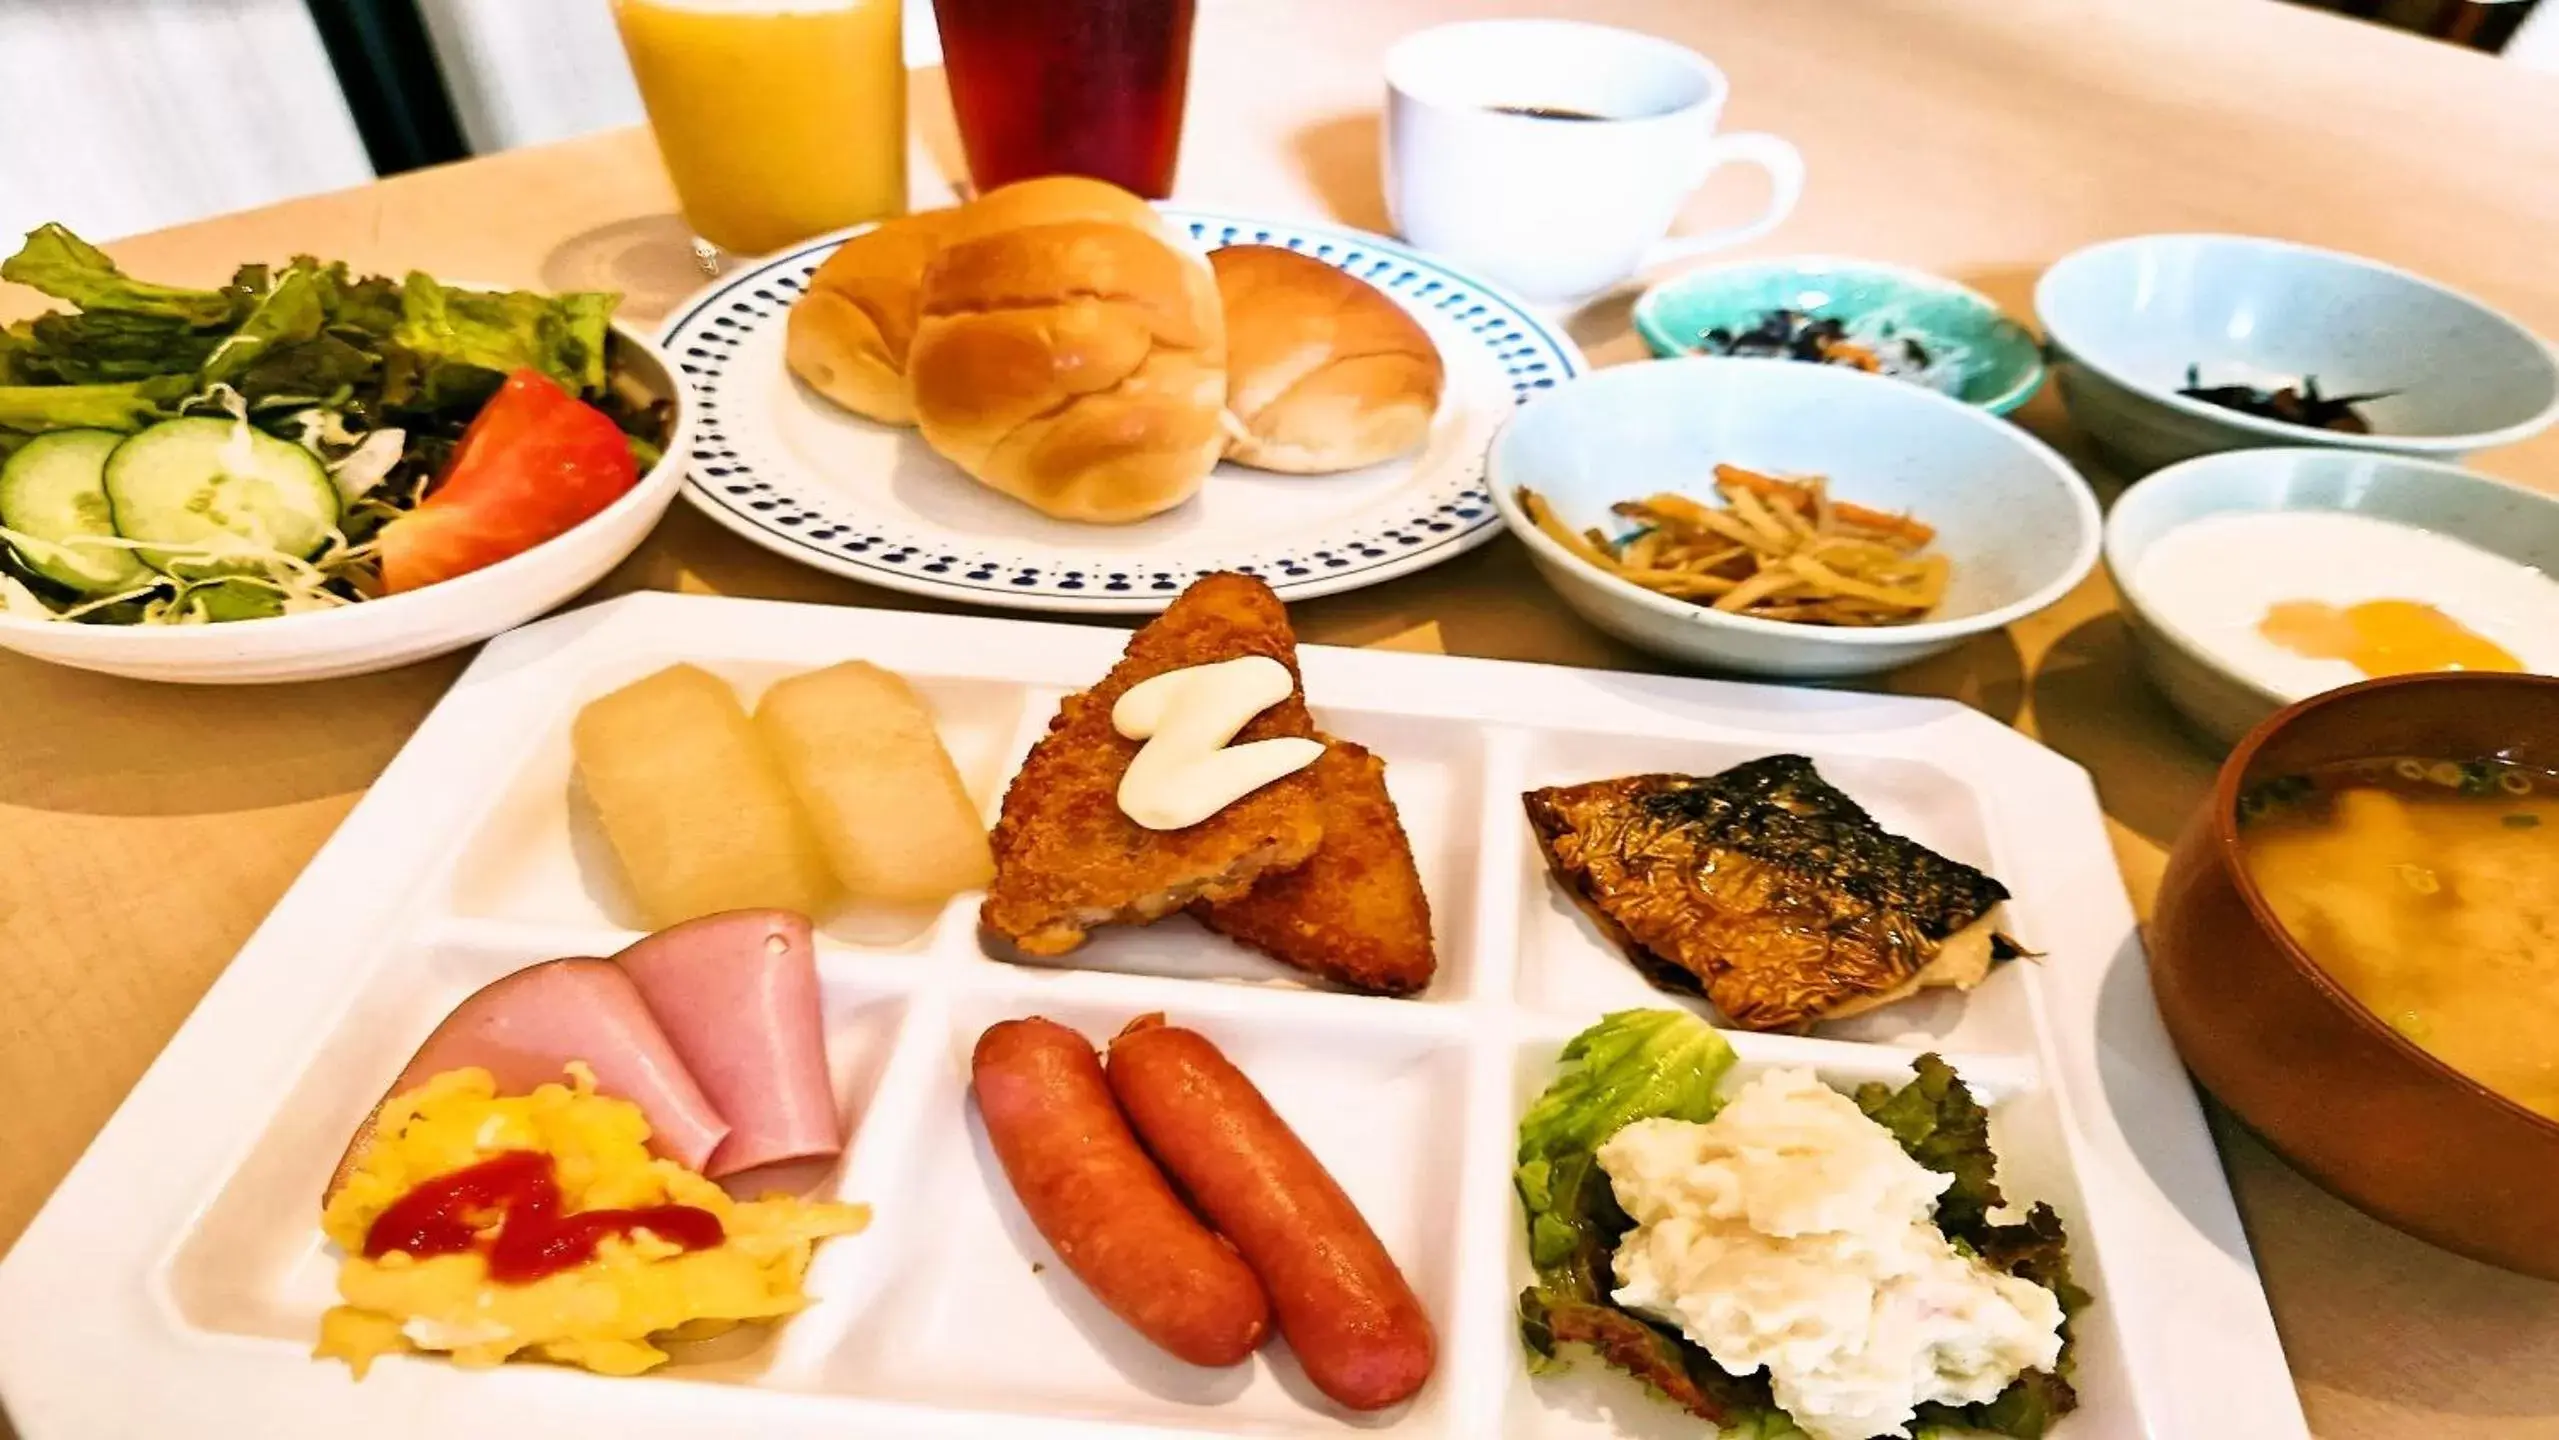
(611, 0), (907, 262)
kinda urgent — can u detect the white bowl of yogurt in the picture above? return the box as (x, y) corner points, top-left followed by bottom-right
(2106, 447), (2559, 744)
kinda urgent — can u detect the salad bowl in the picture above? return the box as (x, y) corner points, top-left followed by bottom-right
(0, 322), (690, 685)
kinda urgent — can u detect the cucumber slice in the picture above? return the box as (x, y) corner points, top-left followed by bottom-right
(104, 416), (340, 579)
(0, 428), (153, 594)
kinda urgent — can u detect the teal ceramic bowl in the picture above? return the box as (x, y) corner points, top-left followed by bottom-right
(1633, 257), (2046, 415)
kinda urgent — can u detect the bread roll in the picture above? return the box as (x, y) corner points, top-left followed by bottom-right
(907, 179), (1227, 524)
(785, 209), (954, 425)
(939, 174), (1175, 247)
(1210, 245), (1445, 474)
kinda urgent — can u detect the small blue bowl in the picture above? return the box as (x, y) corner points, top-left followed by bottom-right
(1632, 256), (2046, 415)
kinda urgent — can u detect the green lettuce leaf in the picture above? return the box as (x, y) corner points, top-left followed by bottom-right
(392, 272), (617, 396)
(1514, 1011), (1759, 1424)
(200, 263), (329, 387)
(1518, 1008), (1738, 1170)
(0, 380), (171, 433)
(229, 334), (380, 411)
(1854, 1053), (2003, 1234)
(175, 576), (290, 622)
(1862, 1059), (2089, 1439)
(8, 310), (221, 385)
(0, 323), (30, 385)
(191, 261), (398, 411)
(2, 224), (234, 324)
(1522, 1286), (1779, 1426)
(1519, 1148), (1615, 1309)
(325, 269), (404, 338)
(547, 291), (617, 391)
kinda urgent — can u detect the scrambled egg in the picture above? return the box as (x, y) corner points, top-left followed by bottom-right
(1597, 1070), (2063, 1440)
(316, 1066), (866, 1378)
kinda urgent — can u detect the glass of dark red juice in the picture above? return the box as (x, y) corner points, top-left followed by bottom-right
(934, 0), (1198, 198)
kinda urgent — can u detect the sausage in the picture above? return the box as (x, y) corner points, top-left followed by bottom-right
(1105, 1014), (1437, 1410)
(970, 1017), (1271, 1367)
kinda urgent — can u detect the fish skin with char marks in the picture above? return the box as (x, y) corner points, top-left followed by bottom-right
(1522, 755), (2011, 1031)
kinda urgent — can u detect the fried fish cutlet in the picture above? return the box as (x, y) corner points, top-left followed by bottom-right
(1194, 738), (1436, 996)
(982, 572), (1326, 956)
(1522, 755), (2012, 1031)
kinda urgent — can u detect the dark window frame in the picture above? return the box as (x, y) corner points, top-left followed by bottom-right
(304, 0), (471, 174)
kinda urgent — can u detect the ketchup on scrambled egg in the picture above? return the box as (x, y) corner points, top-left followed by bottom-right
(364, 1148), (725, 1283)
(316, 1065), (866, 1378)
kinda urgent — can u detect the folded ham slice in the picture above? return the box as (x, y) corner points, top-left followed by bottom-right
(329, 911), (845, 1204)
(329, 958), (731, 1197)
(613, 910), (838, 1178)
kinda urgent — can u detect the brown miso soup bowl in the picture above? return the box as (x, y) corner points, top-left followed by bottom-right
(2151, 670), (2559, 1277)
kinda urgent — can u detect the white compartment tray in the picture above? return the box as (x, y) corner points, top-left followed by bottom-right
(0, 592), (2307, 1439)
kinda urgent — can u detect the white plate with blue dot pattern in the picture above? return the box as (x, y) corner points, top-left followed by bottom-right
(660, 209), (1586, 612)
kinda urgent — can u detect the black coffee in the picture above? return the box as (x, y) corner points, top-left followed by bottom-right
(1487, 104), (1609, 121)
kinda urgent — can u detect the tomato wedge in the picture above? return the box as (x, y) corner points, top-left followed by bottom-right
(378, 368), (640, 594)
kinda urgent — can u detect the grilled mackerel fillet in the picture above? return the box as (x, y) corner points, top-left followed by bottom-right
(1522, 755), (2012, 1030)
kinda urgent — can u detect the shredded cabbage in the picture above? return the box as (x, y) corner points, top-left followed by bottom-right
(0, 571), (58, 618)
(289, 407), (363, 452)
(327, 427), (406, 500)
(0, 515), (363, 624)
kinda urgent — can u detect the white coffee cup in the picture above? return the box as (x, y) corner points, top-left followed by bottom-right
(1383, 20), (1805, 302)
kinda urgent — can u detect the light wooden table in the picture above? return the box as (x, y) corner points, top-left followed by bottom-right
(7, 1), (2559, 1434)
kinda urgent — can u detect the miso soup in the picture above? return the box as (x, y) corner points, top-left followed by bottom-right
(2240, 757), (2559, 1118)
